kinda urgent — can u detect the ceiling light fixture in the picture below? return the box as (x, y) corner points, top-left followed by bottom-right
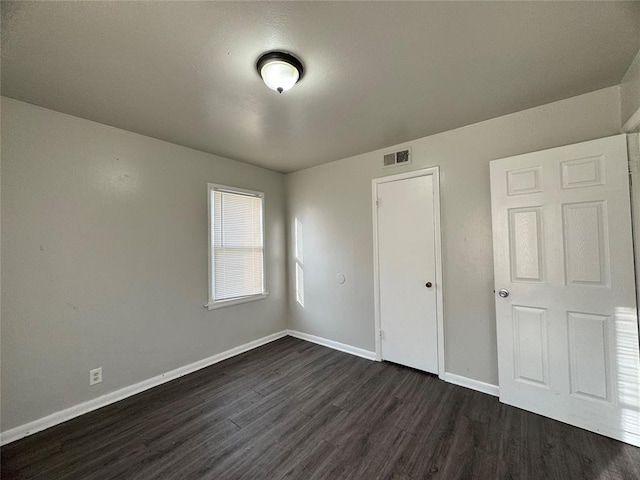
(256, 51), (304, 94)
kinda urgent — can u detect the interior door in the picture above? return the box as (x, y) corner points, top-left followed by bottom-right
(376, 173), (438, 373)
(490, 134), (640, 446)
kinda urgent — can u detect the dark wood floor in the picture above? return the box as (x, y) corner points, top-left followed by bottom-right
(2, 336), (640, 479)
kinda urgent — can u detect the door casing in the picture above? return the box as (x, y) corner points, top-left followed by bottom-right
(372, 166), (445, 377)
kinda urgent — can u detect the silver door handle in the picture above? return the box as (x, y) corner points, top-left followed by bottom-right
(498, 289), (509, 298)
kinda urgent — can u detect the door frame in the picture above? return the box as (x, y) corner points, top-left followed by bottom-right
(372, 166), (445, 378)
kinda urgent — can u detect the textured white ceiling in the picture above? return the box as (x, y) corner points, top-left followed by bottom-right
(2, 1), (639, 173)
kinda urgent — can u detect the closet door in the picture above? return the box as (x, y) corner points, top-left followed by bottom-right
(375, 172), (439, 373)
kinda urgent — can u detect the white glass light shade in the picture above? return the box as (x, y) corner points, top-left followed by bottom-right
(260, 60), (300, 93)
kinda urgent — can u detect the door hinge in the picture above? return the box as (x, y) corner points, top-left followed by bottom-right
(379, 329), (384, 340)
(376, 198), (380, 207)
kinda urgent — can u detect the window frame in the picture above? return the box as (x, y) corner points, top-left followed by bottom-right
(206, 183), (268, 310)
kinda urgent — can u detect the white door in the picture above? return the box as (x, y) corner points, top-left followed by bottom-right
(490, 134), (640, 446)
(375, 171), (439, 374)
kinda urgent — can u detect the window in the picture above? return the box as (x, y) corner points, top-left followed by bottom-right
(294, 218), (304, 306)
(206, 183), (267, 309)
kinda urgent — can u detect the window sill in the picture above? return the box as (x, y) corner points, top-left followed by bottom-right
(205, 293), (269, 310)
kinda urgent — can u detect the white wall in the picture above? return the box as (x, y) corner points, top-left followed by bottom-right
(286, 86), (622, 386)
(622, 48), (640, 131)
(0, 97), (287, 431)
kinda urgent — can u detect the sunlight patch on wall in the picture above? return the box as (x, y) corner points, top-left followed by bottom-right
(295, 218), (304, 306)
(614, 307), (640, 446)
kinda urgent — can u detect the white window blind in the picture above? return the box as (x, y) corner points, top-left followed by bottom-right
(211, 188), (265, 302)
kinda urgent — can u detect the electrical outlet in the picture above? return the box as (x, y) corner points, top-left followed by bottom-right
(89, 367), (102, 386)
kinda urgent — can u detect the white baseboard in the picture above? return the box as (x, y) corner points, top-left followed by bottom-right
(0, 330), (288, 446)
(284, 330), (500, 400)
(286, 329), (377, 361)
(2, 330), (498, 446)
(442, 372), (500, 397)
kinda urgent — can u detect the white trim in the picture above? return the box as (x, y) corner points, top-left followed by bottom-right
(371, 167), (446, 378)
(372, 183), (381, 360)
(285, 329), (498, 398)
(208, 183), (264, 198)
(286, 329), (377, 361)
(207, 183), (267, 309)
(442, 372), (500, 397)
(205, 292), (268, 310)
(0, 330), (287, 446)
(628, 133), (640, 322)
(623, 106), (640, 133)
(1, 331), (501, 446)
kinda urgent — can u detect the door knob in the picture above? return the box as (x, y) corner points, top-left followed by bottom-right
(498, 289), (509, 298)
(425, 282), (433, 288)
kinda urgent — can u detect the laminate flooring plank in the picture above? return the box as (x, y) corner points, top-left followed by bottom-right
(403, 386), (473, 479)
(331, 361), (402, 413)
(0, 425), (66, 473)
(189, 408), (312, 479)
(220, 337), (315, 378)
(513, 410), (545, 480)
(254, 348), (350, 399)
(582, 434), (620, 480)
(52, 375), (215, 450)
(254, 358), (356, 419)
(391, 373), (450, 435)
(227, 385), (314, 429)
(3, 336), (640, 480)
(351, 426), (414, 480)
(323, 398), (410, 479)
(495, 410), (527, 480)
(276, 439), (340, 480)
(593, 430), (640, 480)
(538, 413), (584, 480)
(270, 404), (349, 469)
(55, 441), (150, 480)
(294, 356), (375, 416)
(553, 419), (615, 480)
(437, 415), (497, 480)
(277, 400), (343, 447)
(162, 385), (316, 478)
(139, 390), (263, 450)
(283, 354), (360, 398)
(326, 393), (405, 450)
(131, 419), (241, 480)
(45, 385), (223, 474)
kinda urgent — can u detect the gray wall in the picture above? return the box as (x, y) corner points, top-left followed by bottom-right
(1, 97), (287, 431)
(286, 86), (622, 386)
(621, 48), (640, 129)
(0, 85), (627, 432)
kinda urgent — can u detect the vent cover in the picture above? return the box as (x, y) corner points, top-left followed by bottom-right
(382, 148), (411, 167)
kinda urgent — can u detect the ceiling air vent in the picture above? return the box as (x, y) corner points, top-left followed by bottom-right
(382, 148), (411, 167)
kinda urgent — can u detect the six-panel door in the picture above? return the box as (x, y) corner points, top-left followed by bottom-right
(490, 134), (640, 446)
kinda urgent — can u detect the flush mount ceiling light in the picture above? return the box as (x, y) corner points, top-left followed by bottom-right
(256, 51), (304, 94)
